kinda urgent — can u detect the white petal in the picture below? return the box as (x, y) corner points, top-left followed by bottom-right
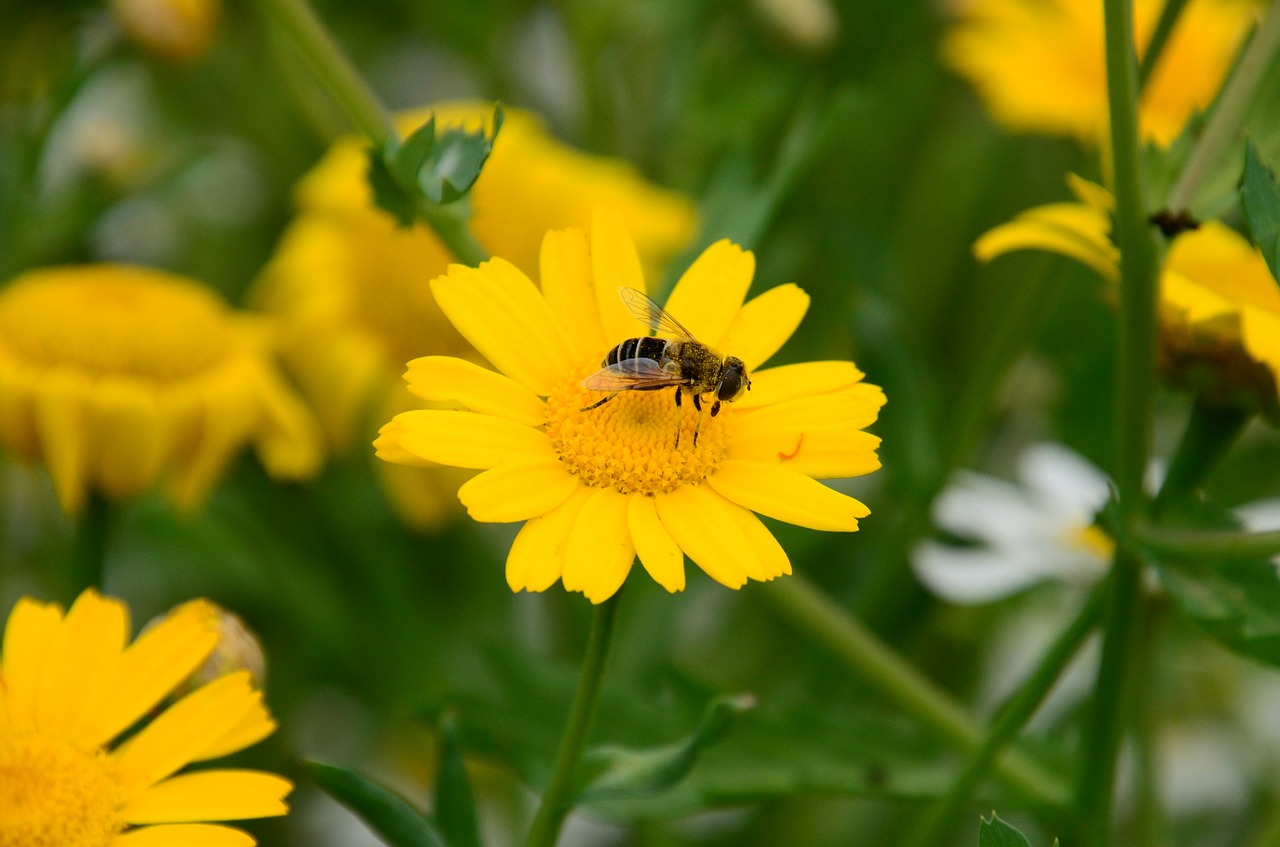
(1017, 442), (1111, 520)
(931, 471), (1058, 547)
(910, 540), (1048, 604)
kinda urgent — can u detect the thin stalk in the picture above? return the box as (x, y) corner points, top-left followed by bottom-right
(906, 587), (1106, 847)
(524, 595), (623, 847)
(759, 577), (1071, 808)
(1078, 0), (1161, 844)
(255, 0), (488, 267)
(1137, 0), (1191, 90)
(1128, 597), (1166, 847)
(66, 492), (111, 600)
(1153, 397), (1249, 515)
(1135, 524), (1280, 559)
(1167, 3), (1280, 211)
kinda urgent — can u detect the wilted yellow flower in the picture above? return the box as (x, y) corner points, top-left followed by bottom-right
(255, 102), (697, 529)
(110, 0), (221, 63)
(376, 212), (884, 603)
(0, 588), (290, 846)
(0, 264), (322, 514)
(976, 178), (1280, 413)
(944, 0), (1256, 147)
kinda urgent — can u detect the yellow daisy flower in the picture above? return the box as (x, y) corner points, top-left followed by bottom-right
(976, 178), (1280, 411)
(0, 588), (290, 847)
(110, 0), (222, 63)
(943, 0), (1256, 147)
(375, 212), (885, 603)
(254, 101), (697, 529)
(0, 264), (322, 514)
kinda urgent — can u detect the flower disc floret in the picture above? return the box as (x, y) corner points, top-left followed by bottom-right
(0, 733), (122, 847)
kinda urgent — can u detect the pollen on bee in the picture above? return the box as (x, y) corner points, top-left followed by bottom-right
(545, 357), (732, 495)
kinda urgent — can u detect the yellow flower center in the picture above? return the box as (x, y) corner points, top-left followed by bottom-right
(1066, 523), (1116, 561)
(0, 731), (123, 847)
(0, 266), (234, 382)
(545, 359), (730, 495)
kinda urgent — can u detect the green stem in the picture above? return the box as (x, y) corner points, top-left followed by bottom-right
(1079, 1), (1160, 843)
(759, 577), (1071, 808)
(255, 0), (489, 267)
(66, 493), (111, 601)
(1166, 3), (1280, 212)
(1153, 397), (1249, 515)
(524, 595), (623, 847)
(1129, 596), (1166, 847)
(906, 587), (1106, 847)
(1135, 524), (1280, 558)
(1137, 0), (1191, 90)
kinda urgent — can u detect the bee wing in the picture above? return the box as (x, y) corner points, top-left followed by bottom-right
(618, 287), (697, 340)
(580, 358), (688, 391)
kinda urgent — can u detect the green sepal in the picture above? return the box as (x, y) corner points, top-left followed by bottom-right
(434, 714), (481, 847)
(305, 760), (451, 847)
(415, 105), (503, 204)
(977, 813), (1034, 847)
(572, 694), (755, 804)
(368, 150), (419, 228)
(1241, 140), (1280, 281)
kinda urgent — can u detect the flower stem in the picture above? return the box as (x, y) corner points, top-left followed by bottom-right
(66, 492), (110, 601)
(1135, 524), (1280, 559)
(254, 0), (489, 267)
(1137, 0), (1190, 90)
(1153, 397), (1249, 515)
(524, 594), (623, 847)
(1166, 2), (1280, 212)
(759, 577), (1071, 808)
(904, 587), (1105, 847)
(1079, 0), (1161, 843)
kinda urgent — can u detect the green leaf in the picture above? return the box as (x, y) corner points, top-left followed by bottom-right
(1241, 140), (1280, 280)
(434, 715), (481, 847)
(574, 694), (755, 803)
(1157, 553), (1280, 667)
(305, 760), (451, 847)
(367, 150), (418, 228)
(391, 116), (438, 187)
(978, 813), (1034, 847)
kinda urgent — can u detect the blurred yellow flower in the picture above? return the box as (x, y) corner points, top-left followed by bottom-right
(255, 102), (698, 529)
(0, 588), (290, 847)
(943, 0), (1256, 147)
(0, 264), (322, 514)
(375, 212), (884, 603)
(110, 0), (221, 63)
(977, 179), (1280, 412)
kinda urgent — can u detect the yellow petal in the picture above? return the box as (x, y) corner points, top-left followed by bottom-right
(166, 367), (257, 510)
(88, 377), (164, 499)
(112, 823), (256, 847)
(0, 358), (39, 458)
(114, 672), (264, 795)
(663, 240), (755, 348)
(735, 382), (885, 434)
(430, 261), (572, 396)
(384, 410), (554, 469)
(121, 770), (291, 824)
(247, 362), (325, 482)
(716, 283), (810, 371)
(372, 419), (436, 468)
(735, 361), (866, 409)
(729, 423), (883, 480)
(404, 356), (546, 427)
(627, 494), (685, 593)
(540, 227), (608, 360)
(562, 487), (634, 603)
(721, 499), (791, 579)
(32, 369), (90, 513)
(457, 459), (579, 523)
(654, 485), (760, 588)
(506, 485), (592, 592)
(1, 598), (64, 730)
(592, 209), (648, 343)
(191, 704), (276, 762)
(78, 604), (218, 749)
(36, 590), (128, 736)
(706, 460), (869, 531)
(974, 206), (1119, 282)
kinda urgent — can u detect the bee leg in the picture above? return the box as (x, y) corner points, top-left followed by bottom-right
(580, 391), (620, 412)
(673, 389), (682, 449)
(691, 393), (702, 412)
(710, 400), (722, 418)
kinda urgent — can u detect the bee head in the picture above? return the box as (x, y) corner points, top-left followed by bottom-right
(716, 357), (751, 403)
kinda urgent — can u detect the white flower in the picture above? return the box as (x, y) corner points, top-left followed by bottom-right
(911, 443), (1114, 604)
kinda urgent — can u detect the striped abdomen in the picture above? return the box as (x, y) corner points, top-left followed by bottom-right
(603, 336), (674, 368)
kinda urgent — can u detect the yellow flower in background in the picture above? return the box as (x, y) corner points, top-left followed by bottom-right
(110, 0), (221, 63)
(255, 102), (697, 529)
(943, 0), (1255, 146)
(0, 264), (322, 514)
(0, 589), (290, 846)
(976, 179), (1280, 412)
(376, 212), (884, 603)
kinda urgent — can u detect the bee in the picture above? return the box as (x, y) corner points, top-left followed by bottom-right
(580, 287), (751, 446)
